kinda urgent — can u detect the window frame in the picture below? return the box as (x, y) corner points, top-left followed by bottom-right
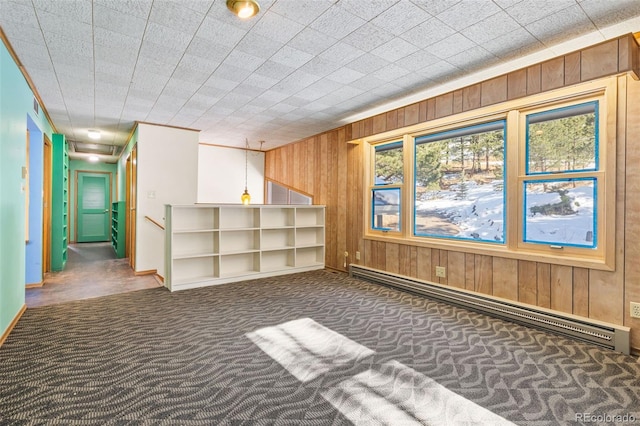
(359, 77), (617, 270)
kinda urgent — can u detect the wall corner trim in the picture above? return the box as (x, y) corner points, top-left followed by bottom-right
(0, 304), (27, 348)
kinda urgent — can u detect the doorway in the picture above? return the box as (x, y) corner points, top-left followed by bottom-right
(76, 172), (111, 243)
(126, 146), (137, 269)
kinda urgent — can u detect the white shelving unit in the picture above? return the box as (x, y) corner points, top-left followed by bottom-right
(165, 204), (325, 291)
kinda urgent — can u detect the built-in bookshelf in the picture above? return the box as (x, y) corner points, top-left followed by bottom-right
(165, 205), (325, 291)
(111, 201), (126, 258)
(51, 134), (68, 271)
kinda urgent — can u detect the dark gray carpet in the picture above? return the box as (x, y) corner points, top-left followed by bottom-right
(1, 270), (639, 425)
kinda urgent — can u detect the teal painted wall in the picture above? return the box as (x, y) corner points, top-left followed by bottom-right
(69, 160), (117, 243)
(1, 41), (54, 337)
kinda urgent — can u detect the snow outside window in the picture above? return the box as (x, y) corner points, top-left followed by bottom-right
(413, 121), (506, 243)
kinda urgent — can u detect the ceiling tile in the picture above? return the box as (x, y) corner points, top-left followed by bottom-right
(319, 42), (365, 67)
(171, 64), (210, 86)
(370, 62), (412, 83)
(94, 0), (153, 19)
(505, 0), (576, 26)
(447, 47), (498, 71)
(149, 1), (205, 30)
(337, 0), (399, 21)
(371, 38), (420, 62)
(234, 31), (285, 59)
(461, 11), (522, 44)
(435, 0), (501, 31)
(0, 1), (40, 30)
(254, 60), (296, 80)
(144, 22), (195, 52)
(346, 53), (391, 74)
(400, 18), (457, 49)
(394, 50), (441, 72)
(287, 27), (338, 56)
(197, 16), (247, 46)
(371, 1), (432, 36)
(32, 0), (91, 23)
(426, 32), (477, 59)
(482, 27), (543, 59)
(251, 11), (305, 44)
(420, 60), (460, 82)
(93, 3), (146, 39)
(299, 57), (342, 78)
(326, 67), (365, 85)
(269, 0), (334, 25)
(580, 0), (640, 27)
(309, 6), (366, 39)
(526, 5), (596, 45)
(224, 50), (267, 73)
(342, 23), (395, 52)
(270, 45), (314, 69)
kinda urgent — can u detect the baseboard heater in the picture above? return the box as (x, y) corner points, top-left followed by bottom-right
(350, 264), (630, 354)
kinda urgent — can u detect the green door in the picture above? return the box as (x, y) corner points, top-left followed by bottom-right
(77, 173), (110, 242)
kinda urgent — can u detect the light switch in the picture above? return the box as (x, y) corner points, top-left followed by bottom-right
(147, 191), (156, 199)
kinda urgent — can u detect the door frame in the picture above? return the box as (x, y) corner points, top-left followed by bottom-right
(74, 170), (112, 243)
(126, 146), (137, 269)
(43, 135), (52, 273)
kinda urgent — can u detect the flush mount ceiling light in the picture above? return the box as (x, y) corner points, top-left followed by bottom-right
(226, 0), (260, 19)
(88, 155), (99, 163)
(87, 129), (101, 140)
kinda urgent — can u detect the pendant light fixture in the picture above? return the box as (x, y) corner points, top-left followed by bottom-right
(227, 0), (260, 19)
(241, 138), (251, 205)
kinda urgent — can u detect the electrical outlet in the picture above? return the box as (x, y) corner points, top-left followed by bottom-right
(631, 302), (640, 319)
(435, 266), (446, 278)
(355, 251), (360, 260)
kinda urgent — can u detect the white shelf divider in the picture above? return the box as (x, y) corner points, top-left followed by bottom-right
(165, 204), (325, 291)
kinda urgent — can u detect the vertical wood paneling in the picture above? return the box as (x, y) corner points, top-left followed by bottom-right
(475, 255), (492, 294)
(372, 113), (386, 134)
(399, 244), (411, 276)
(453, 90), (463, 114)
(581, 39), (619, 81)
(447, 251), (465, 288)
(537, 263), (551, 308)
(416, 247), (432, 281)
(481, 75), (507, 106)
(385, 242), (399, 274)
(337, 129), (348, 270)
(386, 110), (398, 131)
(624, 75), (640, 350)
(573, 267), (589, 317)
(541, 57), (565, 92)
(404, 103), (419, 126)
(363, 118), (373, 137)
(363, 239), (372, 267)
(590, 270), (623, 324)
(435, 92), (453, 118)
(397, 108), (405, 127)
(493, 258), (517, 299)
(527, 64), (541, 95)
(507, 69), (527, 100)
(462, 84), (481, 111)
(418, 100), (428, 123)
(426, 99), (436, 121)
(564, 52), (581, 86)
(409, 246), (418, 277)
(439, 250), (448, 285)
(465, 253), (475, 290)
(550, 264), (573, 314)
(375, 241), (386, 270)
(518, 260), (537, 305)
(431, 249), (440, 283)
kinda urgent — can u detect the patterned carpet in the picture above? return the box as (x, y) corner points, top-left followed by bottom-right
(1, 270), (639, 425)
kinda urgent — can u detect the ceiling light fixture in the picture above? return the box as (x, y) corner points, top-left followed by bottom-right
(227, 0), (260, 19)
(88, 129), (101, 140)
(88, 155), (100, 163)
(241, 138), (251, 205)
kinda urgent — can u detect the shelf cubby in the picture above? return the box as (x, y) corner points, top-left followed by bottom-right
(165, 204), (325, 291)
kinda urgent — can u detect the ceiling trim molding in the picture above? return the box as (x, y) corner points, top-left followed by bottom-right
(0, 26), (57, 134)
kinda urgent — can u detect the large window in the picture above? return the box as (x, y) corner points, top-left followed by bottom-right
(414, 121), (505, 243)
(364, 78), (615, 269)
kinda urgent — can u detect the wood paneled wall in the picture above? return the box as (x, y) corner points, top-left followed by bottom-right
(264, 34), (640, 352)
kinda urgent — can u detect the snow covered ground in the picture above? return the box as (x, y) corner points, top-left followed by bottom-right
(415, 180), (595, 247)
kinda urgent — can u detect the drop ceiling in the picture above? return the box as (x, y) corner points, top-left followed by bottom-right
(1, 0), (639, 162)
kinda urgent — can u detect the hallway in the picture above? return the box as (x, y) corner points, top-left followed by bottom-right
(26, 243), (162, 308)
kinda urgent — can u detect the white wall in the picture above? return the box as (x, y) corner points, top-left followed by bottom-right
(136, 124), (199, 277)
(197, 144), (265, 204)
